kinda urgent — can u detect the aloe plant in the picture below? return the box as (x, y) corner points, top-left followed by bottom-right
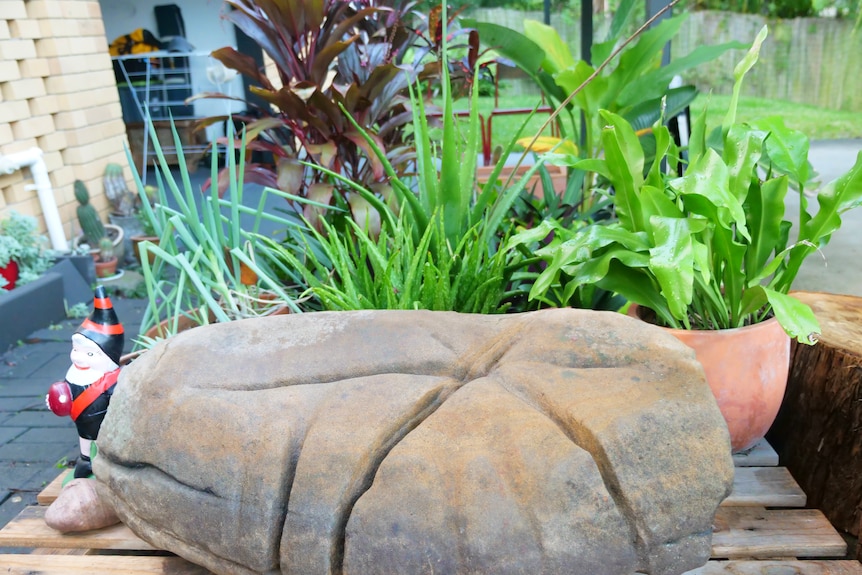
(511, 26), (862, 344)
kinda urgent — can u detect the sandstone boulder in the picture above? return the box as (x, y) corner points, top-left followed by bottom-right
(95, 308), (733, 575)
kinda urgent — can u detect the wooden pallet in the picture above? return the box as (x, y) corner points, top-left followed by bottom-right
(1, 440), (860, 574)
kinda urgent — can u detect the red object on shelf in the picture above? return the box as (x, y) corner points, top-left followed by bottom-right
(0, 259), (19, 290)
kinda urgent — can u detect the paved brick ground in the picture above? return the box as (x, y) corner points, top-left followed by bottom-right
(0, 296), (147, 535)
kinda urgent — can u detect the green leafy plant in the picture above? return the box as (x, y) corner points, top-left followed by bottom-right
(258, 1), (544, 313)
(0, 211), (54, 289)
(464, 0), (746, 214)
(130, 121), (307, 346)
(512, 26), (862, 344)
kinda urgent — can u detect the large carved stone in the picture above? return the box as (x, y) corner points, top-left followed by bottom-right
(95, 308), (733, 575)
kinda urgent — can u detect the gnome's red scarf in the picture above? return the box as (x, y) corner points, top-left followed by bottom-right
(70, 369), (120, 421)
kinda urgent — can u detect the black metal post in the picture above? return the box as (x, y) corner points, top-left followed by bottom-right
(580, 0), (593, 149)
(646, 0), (672, 65)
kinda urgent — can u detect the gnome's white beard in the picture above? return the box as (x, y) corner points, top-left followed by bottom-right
(65, 362), (118, 387)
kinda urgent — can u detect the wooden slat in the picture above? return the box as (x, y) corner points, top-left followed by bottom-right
(686, 560), (862, 574)
(722, 467), (807, 507)
(712, 507), (848, 559)
(0, 554), (212, 574)
(733, 439), (780, 467)
(0, 506), (156, 551)
(31, 547), (91, 555)
(37, 470), (71, 506)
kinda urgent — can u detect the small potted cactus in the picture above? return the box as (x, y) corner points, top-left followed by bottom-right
(104, 163), (147, 265)
(94, 237), (118, 278)
(72, 179), (124, 263)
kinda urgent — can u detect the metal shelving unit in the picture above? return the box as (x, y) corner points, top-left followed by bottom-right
(112, 51), (212, 180)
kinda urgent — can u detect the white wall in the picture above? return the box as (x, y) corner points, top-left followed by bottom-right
(99, 0), (245, 139)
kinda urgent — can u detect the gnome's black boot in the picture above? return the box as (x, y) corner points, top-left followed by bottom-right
(74, 454), (93, 479)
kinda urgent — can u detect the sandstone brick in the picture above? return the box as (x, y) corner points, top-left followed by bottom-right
(35, 36), (104, 58)
(58, 89), (120, 112)
(64, 121), (127, 147)
(53, 109), (88, 130)
(62, 137), (127, 166)
(2, 77), (46, 100)
(43, 150), (63, 172)
(2, 1), (27, 20)
(0, 100), (31, 124)
(86, 1), (102, 18)
(0, 170), (23, 194)
(28, 94), (61, 116)
(0, 39), (37, 61)
(10, 19), (41, 39)
(49, 54), (109, 75)
(37, 131), (68, 152)
(4, 182), (38, 205)
(0, 124), (13, 146)
(5, 196), (42, 218)
(46, 70), (114, 95)
(25, 0), (84, 19)
(39, 18), (104, 39)
(85, 105), (123, 125)
(11, 115), (55, 140)
(50, 166), (76, 190)
(18, 58), (50, 79)
(0, 60), (20, 83)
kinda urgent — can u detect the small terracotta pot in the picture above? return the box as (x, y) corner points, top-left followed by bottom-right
(94, 257), (119, 279)
(130, 235), (159, 266)
(0, 259), (19, 290)
(629, 305), (790, 453)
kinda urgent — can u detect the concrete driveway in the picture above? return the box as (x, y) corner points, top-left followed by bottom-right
(790, 140), (862, 297)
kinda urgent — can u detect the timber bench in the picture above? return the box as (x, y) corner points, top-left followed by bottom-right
(0, 440), (860, 574)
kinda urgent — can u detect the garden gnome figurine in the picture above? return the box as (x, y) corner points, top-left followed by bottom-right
(46, 285), (124, 479)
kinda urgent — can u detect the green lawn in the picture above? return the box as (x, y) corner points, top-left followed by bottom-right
(444, 92), (862, 152)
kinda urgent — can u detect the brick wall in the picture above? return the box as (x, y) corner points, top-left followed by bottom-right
(0, 0), (132, 245)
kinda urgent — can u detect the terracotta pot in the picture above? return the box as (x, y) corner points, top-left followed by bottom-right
(94, 257), (118, 279)
(0, 259), (19, 290)
(144, 312), (204, 340)
(73, 224), (125, 263)
(130, 235), (159, 266)
(629, 305), (790, 453)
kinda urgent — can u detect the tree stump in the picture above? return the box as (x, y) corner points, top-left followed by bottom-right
(768, 291), (862, 551)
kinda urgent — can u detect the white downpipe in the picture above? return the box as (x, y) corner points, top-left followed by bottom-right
(0, 147), (69, 252)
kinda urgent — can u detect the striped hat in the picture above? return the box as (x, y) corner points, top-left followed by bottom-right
(76, 286), (124, 366)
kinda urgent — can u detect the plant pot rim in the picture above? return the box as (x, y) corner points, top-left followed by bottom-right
(627, 303), (782, 337)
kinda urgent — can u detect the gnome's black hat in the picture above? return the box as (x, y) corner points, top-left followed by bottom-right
(76, 286), (124, 366)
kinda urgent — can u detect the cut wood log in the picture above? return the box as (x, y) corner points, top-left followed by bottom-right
(768, 291), (862, 538)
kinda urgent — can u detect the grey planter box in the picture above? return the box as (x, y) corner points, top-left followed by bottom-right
(0, 256), (97, 352)
(0, 271), (65, 352)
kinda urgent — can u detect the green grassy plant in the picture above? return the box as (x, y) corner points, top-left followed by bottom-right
(257, 2), (544, 314)
(130, 122), (308, 346)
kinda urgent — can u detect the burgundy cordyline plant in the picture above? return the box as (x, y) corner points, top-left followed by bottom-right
(195, 0), (439, 228)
